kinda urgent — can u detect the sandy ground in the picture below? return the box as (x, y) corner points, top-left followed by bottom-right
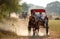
(0, 18), (60, 39)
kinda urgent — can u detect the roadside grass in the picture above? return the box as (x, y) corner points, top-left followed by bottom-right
(49, 20), (60, 35)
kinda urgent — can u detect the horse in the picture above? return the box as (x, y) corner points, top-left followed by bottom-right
(28, 16), (42, 36)
(28, 15), (48, 36)
(28, 16), (35, 35)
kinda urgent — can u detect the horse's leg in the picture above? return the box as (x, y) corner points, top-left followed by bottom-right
(33, 27), (36, 36)
(41, 22), (46, 28)
(28, 26), (31, 36)
(35, 28), (39, 36)
(35, 21), (39, 36)
(36, 25), (39, 36)
(38, 27), (39, 35)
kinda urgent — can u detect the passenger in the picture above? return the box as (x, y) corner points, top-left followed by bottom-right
(40, 13), (46, 23)
(35, 12), (40, 20)
(41, 13), (46, 20)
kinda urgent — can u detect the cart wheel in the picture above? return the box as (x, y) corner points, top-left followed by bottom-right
(45, 19), (48, 36)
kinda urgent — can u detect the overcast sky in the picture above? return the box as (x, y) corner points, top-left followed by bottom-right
(20, 0), (60, 7)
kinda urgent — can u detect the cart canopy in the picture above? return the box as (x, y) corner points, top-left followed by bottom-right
(31, 9), (46, 14)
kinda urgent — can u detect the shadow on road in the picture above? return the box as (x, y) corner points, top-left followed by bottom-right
(19, 36), (48, 39)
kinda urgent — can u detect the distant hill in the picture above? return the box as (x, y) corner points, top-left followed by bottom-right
(45, 1), (60, 16)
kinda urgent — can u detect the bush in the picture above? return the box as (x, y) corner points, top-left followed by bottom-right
(55, 18), (60, 20)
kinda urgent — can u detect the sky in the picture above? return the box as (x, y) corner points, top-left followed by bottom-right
(20, 0), (60, 7)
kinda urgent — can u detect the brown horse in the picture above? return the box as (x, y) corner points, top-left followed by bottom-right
(28, 16), (48, 36)
(28, 16), (35, 34)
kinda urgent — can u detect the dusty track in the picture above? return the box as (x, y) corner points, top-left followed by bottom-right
(0, 18), (60, 39)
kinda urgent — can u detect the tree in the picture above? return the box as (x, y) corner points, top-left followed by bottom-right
(22, 2), (29, 12)
(0, 0), (21, 18)
(16, 5), (22, 13)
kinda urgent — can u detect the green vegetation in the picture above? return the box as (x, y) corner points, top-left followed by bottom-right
(49, 20), (60, 34)
(0, 0), (21, 19)
(22, 2), (29, 12)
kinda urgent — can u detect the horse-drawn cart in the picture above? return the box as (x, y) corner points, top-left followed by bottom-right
(28, 9), (49, 36)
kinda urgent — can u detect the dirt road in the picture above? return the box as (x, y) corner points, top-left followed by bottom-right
(0, 18), (60, 39)
(11, 19), (50, 36)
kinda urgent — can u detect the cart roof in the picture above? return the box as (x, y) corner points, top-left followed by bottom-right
(31, 9), (46, 14)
